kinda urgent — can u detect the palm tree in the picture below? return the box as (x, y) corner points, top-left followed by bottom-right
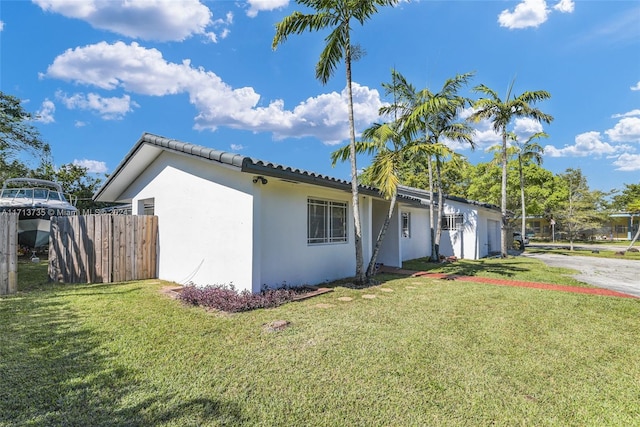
(272, 0), (398, 285)
(407, 73), (475, 261)
(331, 122), (403, 278)
(331, 69), (435, 278)
(511, 131), (547, 249)
(468, 81), (553, 257)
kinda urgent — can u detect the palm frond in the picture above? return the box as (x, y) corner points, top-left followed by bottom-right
(368, 150), (400, 198)
(316, 25), (347, 83)
(330, 140), (379, 165)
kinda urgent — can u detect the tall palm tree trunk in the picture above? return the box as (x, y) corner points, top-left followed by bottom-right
(501, 132), (509, 257)
(427, 155), (438, 261)
(435, 157), (444, 260)
(519, 155), (526, 251)
(366, 192), (397, 277)
(345, 44), (366, 285)
(626, 220), (640, 252)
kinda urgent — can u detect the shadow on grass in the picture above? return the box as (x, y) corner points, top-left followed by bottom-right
(1, 282), (247, 425)
(315, 258), (530, 291)
(402, 257), (530, 278)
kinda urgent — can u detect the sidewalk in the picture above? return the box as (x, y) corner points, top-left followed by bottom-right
(378, 266), (638, 299)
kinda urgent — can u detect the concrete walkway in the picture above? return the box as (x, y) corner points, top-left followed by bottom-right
(522, 252), (640, 298)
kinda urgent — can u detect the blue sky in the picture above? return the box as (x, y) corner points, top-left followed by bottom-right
(1, 0), (639, 194)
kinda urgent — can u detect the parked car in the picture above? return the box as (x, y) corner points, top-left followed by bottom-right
(513, 232), (529, 249)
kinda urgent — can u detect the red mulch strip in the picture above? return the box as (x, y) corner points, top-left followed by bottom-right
(410, 271), (637, 299)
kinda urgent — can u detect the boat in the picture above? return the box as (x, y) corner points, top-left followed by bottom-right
(0, 178), (77, 249)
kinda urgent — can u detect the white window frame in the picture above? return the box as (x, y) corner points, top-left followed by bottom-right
(307, 198), (348, 245)
(401, 212), (411, 238)
(138, 198), (155, 215)
(442, 213), (464, 231)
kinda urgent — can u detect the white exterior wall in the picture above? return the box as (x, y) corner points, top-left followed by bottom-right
(439, 200), (502, 260)
(122, 152), (256, 292)
(114, 149), (412, 292)
(400, 205), (430, 261)
(257, 180), (359, 290)
(371, 199), (401, 268)
(440, 200), (478, 260)
(477, 209), (502, 257)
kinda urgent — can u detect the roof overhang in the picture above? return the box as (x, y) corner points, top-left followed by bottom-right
(94, 133), (427, 208)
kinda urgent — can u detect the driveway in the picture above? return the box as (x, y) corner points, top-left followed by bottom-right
(523, 250), (640, 298)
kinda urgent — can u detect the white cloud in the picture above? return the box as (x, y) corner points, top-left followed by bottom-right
(56, 91), (139, 120)
(632, 82), (640, 91)
(460, 110), (547, 151)
(498, 0), (549, 29)
(498, 0), (574, 29)
(207, 11), (233, 42)
(544, 131), (628, 157)
(73, 159), (108, 173)
(613, 153), (640, 171)
(513, 117), (545, 136)
(0, 20), (4, 31)
(33, 0), (216, 42)
(246, 0), (289, 18)
(75, 121), (88, 128)
(605, 117), (640, 143)
(35, 99), (56, 123)
(230, 144), (244, 151)
(612, 109), (640, 119)
(553, 0), (574, 13)
(42, 41), (383, 145)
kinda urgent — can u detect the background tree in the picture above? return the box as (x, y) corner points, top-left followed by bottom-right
(468, 81), (552, 257)
(273, 0), (398, 285)
(407, 72), (475, 261)
(31, 161), (107, 211)
(610, 183), (640, 212)
(0, 153), (30, 183)
(0, 91), (50, 160)
(510, 131), (547, 248)
(556, 168), (607, 250)
(625, 199), (640, 251)
(611, 183), (640, 251)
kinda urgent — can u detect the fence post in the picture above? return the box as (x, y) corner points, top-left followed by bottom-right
(0, 213), (18, 295)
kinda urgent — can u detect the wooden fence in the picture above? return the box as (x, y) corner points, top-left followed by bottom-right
(49, 215), (158, 283)
(0, 212), (19, 295)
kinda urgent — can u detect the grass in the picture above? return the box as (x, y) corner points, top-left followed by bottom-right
(526, 247), (640, 260)
(402, 255), (596, 287)
(2, 259), (640, 426)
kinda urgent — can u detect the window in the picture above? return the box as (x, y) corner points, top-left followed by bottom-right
(402, 212), (411, 238)
(442, 213), (464, 231)
(308, 198), (347, 244)
(138, 198), (155, 215)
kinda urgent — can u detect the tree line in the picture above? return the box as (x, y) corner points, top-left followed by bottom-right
(1, 91), (107, 212)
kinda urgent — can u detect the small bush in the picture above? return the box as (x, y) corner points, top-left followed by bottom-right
(178, 284), (307, 313)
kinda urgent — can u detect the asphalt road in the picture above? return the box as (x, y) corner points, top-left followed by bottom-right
(523, 245), (640, 297)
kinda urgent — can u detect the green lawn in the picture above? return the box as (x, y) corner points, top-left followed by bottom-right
(402, 255), (599, 286)
(1, 258), (639, 426)
(525, 247), (640, 260)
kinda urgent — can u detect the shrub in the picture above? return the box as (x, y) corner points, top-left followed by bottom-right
(178, 283), (307, 313)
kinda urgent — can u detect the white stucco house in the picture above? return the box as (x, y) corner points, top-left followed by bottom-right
(94, 133), (505, 292)
(398, 186), (503, 260)
(94, 133), (432, 293)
